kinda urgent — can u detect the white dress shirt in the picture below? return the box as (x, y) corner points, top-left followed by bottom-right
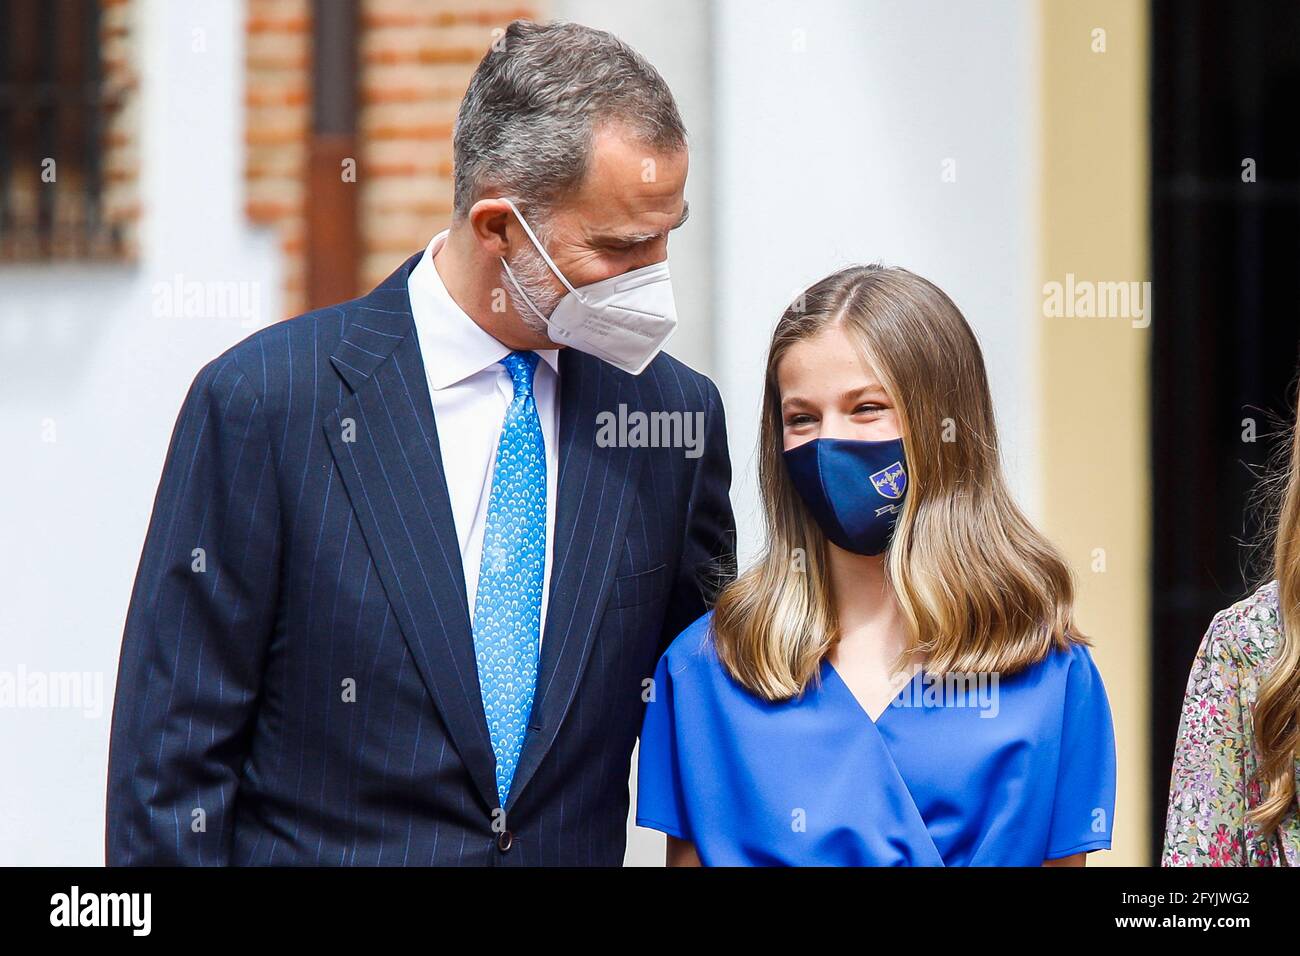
(406, 229), (560, 649)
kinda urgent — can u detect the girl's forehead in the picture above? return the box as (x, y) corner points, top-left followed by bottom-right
(778, 330), (882, 391)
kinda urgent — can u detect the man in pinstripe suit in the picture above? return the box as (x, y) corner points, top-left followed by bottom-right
(106, 20), (735, 866)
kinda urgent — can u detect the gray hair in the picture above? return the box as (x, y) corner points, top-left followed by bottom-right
(452, 19), (687, 221)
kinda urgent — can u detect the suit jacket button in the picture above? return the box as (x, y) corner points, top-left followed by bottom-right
(497, 830), (514, 852)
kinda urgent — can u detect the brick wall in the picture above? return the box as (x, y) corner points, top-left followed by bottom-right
(244, 0), (311, 315)
(245, 0), (542, 319)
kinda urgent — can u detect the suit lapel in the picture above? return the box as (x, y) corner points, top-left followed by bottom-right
(505, 348), (647, 813)
(323, 253), (500, 813)
(323, 254), (648, 816)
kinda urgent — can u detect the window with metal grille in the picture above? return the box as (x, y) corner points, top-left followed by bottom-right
(0, 0), (126, 260)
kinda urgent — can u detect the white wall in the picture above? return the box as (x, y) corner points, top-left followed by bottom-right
(713, 0), (1040, 567)
(0, 0), (280, 864)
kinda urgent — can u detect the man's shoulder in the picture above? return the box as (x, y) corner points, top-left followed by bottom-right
(636, 350), (722, 413)
(208, 303), (348, 380)
(190, 292), (401, 411)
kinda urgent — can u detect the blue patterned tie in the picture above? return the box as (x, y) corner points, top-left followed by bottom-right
(473, 350), (546, 809)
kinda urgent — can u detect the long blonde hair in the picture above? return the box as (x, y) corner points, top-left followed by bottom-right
(712, 265), (1084, 700)
(1248, 384), (1300, 837)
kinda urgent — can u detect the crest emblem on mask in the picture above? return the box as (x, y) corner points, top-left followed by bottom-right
(870, 461), (907, 500)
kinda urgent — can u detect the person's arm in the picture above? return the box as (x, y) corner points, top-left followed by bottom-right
(1043, 853), (1085, 867)
(1162, 613), (1250, 866)
(658, 378), (736, 653)
(667, 835), (702, 867)
(105, 358), (281, 865)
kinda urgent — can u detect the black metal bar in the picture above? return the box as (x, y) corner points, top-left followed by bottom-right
(83, 0), (102, 250)
(0, 0), (11, 245)
(36, 0), (56, 254)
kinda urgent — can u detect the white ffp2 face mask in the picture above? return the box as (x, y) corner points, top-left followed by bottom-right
(498, 197), (679, 375)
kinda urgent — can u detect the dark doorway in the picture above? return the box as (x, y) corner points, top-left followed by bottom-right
(1150, 0), (1300, 863)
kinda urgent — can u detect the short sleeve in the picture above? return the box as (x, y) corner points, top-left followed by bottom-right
(635, 651), (691, 841)
(1045, 644), (1117, 859)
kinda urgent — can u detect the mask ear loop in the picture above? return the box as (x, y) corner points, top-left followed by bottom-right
(498, 257), (553, 327)
(499, 197), (585, 301)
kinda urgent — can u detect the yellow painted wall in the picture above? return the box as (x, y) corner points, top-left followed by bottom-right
(1039, 1), (1151, 865)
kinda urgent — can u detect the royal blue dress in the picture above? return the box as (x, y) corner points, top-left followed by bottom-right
(636, 611), (1117, 866)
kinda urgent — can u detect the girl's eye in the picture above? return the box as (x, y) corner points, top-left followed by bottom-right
(854, 403), (885, 415)
(785, 414), (815, 427)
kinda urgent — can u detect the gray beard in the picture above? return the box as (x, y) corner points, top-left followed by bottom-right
(501, 237), (564, 338)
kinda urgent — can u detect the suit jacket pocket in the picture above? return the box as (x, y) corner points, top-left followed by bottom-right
(608, 562), (669, 610)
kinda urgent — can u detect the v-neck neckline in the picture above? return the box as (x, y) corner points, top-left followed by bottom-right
(822, 657), (924, 727)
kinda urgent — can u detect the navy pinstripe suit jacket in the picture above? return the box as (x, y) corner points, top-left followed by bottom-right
(105, 251), (736, 866)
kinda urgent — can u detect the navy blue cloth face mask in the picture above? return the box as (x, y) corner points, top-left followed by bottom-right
(782, 437), (908, 555)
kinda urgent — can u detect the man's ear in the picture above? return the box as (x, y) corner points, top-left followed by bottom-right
(467, 198), (515, 257)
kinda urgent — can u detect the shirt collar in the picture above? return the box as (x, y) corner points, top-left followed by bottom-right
(409, 229), (561, 390)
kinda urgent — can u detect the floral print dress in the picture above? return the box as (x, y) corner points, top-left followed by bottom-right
(1163, 579), (1300, 866)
